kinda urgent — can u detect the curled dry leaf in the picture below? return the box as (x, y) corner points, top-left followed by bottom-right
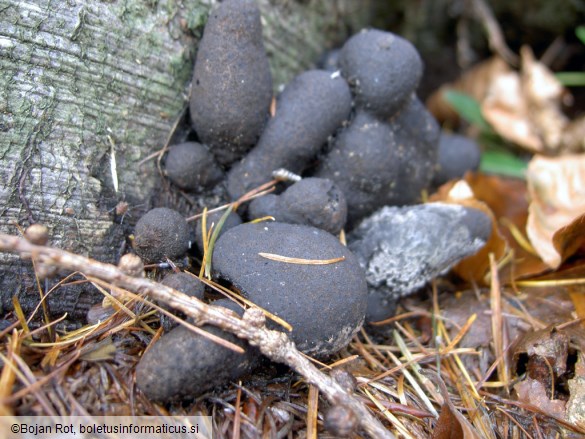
(429, 48), (579, 154)
(482, 46), (570, 153)
(526, 155), (585, 269)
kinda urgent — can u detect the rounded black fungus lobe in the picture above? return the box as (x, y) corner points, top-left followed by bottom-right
(164, 142), (223, 192)
(316, 111), (400, 226)
(227, 70), (352, 200)
(432, 133), (481, 187)
(194, 209), (242, 254)
(387, 95), (440, 205)
(340, 29), (423, 119)
(190, 0), (272, 166)
(159, 272), (206, 332)
(248, 194), (279, 221)
(161, 272), (205, 301)
(212, 222), (367, 356)
(135, 299), (259, 403)
(316, 96), (439, 227)
(132, 208), (189, 263)
(248, 178), (348, 234)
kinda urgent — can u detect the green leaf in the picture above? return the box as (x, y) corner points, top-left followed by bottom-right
(576, 25), (585, 45)
(480, 148), (528, 179)
(556, 72), (585, 87)
(443, 90), (492, 132)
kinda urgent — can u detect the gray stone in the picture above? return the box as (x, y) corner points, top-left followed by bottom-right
(348, 203), (491, 321)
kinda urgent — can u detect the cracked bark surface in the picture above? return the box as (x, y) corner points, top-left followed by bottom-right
(0, 0), (370, 321)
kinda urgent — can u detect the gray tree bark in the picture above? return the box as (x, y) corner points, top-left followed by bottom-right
(0, 0), (371, 321)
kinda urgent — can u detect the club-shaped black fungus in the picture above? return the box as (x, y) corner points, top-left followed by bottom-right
(190, 0), (273, 166)
(226, 70), (352, 200)
(348, 203), (492, 322)
(132, 208), (189, 263)
(136, 299), (260, 403)
(248, 178), (347, 234)
(432, 133), (482, 187)
(212, 222), (367, 356)
(164, 142), (224, 192)
(340, 29), (423, 119)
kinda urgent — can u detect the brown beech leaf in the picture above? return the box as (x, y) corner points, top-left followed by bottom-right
(552, 214), (585, 266)
(431, 375), (482, 439)
(526, 155), (585, 269)
(432, 403), (464, 439)
(462, 173), (550, 280)
(520, 47), (569, 152)
(513, 327), (570, 419)
(563, 115), (585, 152)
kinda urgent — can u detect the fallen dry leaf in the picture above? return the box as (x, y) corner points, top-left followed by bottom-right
(429, 47), (579, 154)
(460, 173), (549, 281)
(481, 46), (573, 154)
(514, 378), (567, 419)
(482, 69), (544, 151)
(513, 327), (571, 419)
(430, 372), (482, 439)
(432, 403), (465, 439)
(566, 355), (585, 428)
(552, 214), (585, 267)
(563, 115), (585, 152)
(526, 154), (585, 269)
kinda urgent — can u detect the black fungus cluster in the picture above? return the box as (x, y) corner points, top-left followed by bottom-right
(130, 0), (489, 403)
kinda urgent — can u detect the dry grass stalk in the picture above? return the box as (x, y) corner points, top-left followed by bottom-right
(0, 232), (394, 439)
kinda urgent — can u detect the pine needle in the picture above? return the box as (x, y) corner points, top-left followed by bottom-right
(258, 253), (345, 265)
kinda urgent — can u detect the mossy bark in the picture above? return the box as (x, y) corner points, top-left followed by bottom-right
(0, 0), (371, 321)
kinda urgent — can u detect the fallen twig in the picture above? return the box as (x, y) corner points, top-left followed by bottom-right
(0, 232), (394, 439)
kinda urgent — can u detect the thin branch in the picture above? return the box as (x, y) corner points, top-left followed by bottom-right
(0, 233), (394, 439)
(469, 0), (519, 67)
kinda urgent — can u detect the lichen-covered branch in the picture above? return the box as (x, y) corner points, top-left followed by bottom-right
(0, 232), (394, 439)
